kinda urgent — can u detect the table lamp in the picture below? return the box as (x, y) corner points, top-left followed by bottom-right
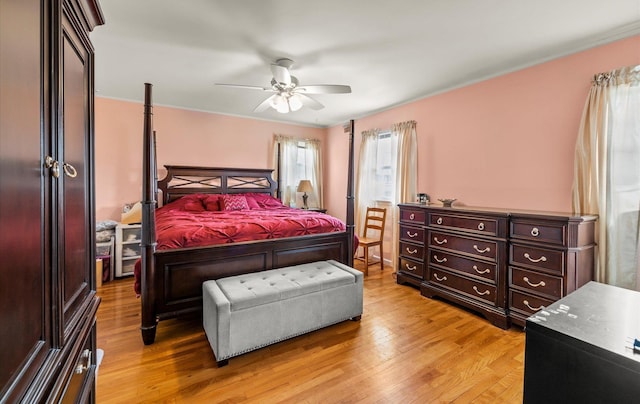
(297, 180), (313, 209)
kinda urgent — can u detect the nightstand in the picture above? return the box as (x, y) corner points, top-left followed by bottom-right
(115, 223), (141, 277)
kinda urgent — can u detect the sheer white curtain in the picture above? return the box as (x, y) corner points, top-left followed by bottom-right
(572, 64), (640, 291)
(273, 135), (323, 208)
(355, 128), (380, 235)
(355, 121), (417, 271)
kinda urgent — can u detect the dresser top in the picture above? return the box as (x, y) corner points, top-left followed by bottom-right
(398, 203), (597, 222)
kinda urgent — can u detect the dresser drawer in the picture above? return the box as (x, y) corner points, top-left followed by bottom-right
(429, 212), (498, 236)
(400, 241), (424, 261)
(399, 258), (424, 279)
(509, 267), (563, 299)
(400, 208), (426, 225)
(428, 250), (497, 283)
(428, 230), (498, 261)
(510, 244), (565, 275)
(429, 268), (497, 305)
(509, 289), (555, 317)
(400, 224), (425, 243)
(510, 218), (567, 246)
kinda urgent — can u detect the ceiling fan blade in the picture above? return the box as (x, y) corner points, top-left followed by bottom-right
(254, 94), (277, 113)
(297, 93), (324, 110)
(270, 64), (291, 86)
(296, 84), (352, 94)
(215, 83), (272, 91)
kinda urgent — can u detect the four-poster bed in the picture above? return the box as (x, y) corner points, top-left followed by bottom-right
(139, 83), (357, 344)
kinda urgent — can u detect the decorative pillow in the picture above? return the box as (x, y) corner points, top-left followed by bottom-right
(203, 195), (222, 211)
(221, 194), (249, 211)
(166, 194), (205, 211)
(258, 195), (284, 208)
(183, 200), (205, 212)
(246, 193), (284, 208)
(244, 195), (261, 209)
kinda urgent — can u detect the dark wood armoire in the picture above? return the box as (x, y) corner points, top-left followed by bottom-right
(0, 0), (104, 402)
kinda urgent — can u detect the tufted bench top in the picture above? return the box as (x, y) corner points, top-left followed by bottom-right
(215, 261), (357, 311)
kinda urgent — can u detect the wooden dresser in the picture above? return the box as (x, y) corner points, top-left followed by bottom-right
(401, 205), (510, 328)
(397, 204), (596, 328)
(508, 212), (597, 326)
(397, 207), (428, 287)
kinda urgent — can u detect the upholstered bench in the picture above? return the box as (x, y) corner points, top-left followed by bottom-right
(203, 260), (363, 367)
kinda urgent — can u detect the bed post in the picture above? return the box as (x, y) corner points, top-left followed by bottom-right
(276, 142), (282, 200)
(345, 120), (355, 267)
(141, 83), (158, 345)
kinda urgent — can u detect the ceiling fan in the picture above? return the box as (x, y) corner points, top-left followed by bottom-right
(215, 58), (352, 114)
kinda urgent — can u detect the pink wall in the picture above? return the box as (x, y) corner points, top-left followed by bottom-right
(326, 35), (640, 222)
(95, 99), (324, 220)
(96, 35), (639, 223)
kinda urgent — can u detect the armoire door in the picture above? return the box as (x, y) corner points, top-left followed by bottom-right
(0, 0), (52, 399)
(58, 2), (95, 338)
(1, 0), (104, 401)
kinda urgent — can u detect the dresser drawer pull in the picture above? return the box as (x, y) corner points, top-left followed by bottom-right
(523, 300), (544, 311)
(472, 286), (491, 296)
(405, 263), (417, 271)
(409, 213), (415, 220)
(406, 247), (418, 254)
(433, 255), (447, 263)
(434, 273), (447, 281)
(436, 217), (443, 225)
(473, 245), (491, 253)
(472, 265), (490, 274)
(531, 227), (540, 237)
(477, 222), (485, 231)
(433, 237), (447, 245)
(524, 252), (547, 263)
(523, 276), (546, 288)
(406, 231), (418, 238)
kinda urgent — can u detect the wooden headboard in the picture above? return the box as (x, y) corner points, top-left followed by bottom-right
(157, 165), (278, 205)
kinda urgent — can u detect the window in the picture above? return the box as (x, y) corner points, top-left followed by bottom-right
(607, 82), (640, 289)
(572, 65), (640, 290)
(373, 132), (397, 201)
(292, 141), (314, 188)
(273, 136), (323, 208)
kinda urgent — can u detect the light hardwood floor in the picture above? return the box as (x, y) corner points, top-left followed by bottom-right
(96, 263), (525, 403)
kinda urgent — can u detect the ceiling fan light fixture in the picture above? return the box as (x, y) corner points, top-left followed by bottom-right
(269, 94), (288, 113)
(272, 94), (290, 113)
(288, 94), (303, 112)
(216, 58), (349, 114)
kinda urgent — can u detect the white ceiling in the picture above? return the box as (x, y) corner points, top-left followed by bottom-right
(90, 0), (640, 128)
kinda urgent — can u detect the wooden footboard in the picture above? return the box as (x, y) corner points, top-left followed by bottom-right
(141, 232), (349, 344)
(156, 233), (348, 319)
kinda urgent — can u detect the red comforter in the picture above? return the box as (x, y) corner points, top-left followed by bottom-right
(155, 193), (345, 249)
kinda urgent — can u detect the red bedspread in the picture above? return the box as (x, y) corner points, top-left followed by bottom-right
(155, 194), (345, 249)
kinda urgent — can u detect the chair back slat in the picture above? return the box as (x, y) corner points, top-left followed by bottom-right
(363, 207), (387, 240)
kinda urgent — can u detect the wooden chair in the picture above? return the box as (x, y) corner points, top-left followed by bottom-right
(355, 207), (387, 276)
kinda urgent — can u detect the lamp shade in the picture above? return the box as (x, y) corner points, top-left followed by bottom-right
(297, 180), (313, 193)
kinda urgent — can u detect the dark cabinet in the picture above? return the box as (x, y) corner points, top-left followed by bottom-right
(508, 213), (597, 326)
(524, 282), (640, 403)
(397, 207), (427, 286)
(418, 207), (510, 329)
(397, 204), (596, 329)
(0, 0), (104, 402)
